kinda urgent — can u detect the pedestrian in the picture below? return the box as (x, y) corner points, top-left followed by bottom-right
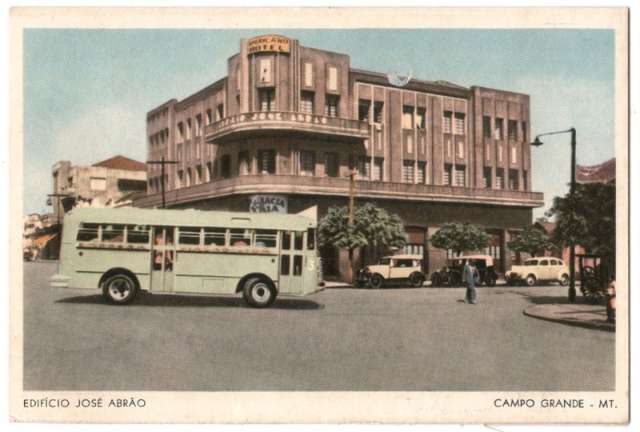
(463, 259), (477, 304)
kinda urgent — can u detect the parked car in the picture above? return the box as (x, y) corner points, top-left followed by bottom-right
(356, 254), (426, 288)
(505, 257), (569, 286)
(430, 255), (498, 287)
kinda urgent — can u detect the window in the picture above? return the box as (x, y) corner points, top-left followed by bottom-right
(327, 66), (338, 91)
(443, 111), (453, 133)
(457, 138), (464, 158)
(307, 228), (316, 250)
(402, 106), (414, 129)
(259, 58), (272, 84)
(238, 151), (250, 176)
(521, 121), (528, 143)
(186, 168), (193, 187)
(483, 116), (491, 138)
(230, 229), (251, 247)
(206, 109), (213, 125)
(324, 152), (338, 177)
(356, 156), (369, 180)
(454, 165), (466, 186)
(509, 169), (519, 190)
(204, 228), (225, 246)
(102, 224), (125, 243)
(90, 177), (106, 191)
(195, 165), (203, 184)
(443, 164), (453, 185)
(374, 102), (384, 123)
(494, 118), (504, 140)
(177, 170), (184, 188)
(454, 113), (465, 135)
(280, 255), (290, 275)
(257, 150), (276, 174)
(259, 88), (275, 112)
(186, 118), (192, 140)
(324, 95), (339, 117)
(496, 168), (505, 189)
(300, 150), (315, 176)
(255, 230), (277, 248)
(511, 145), (517, 163)
(216, 103), (224, 120)
(195, 114), (202, 136)
(294, 231), (304, 250)
(304, 62), (314, 87)
(282, 232), (291, 250)
(483, 167), (492, 188)
(220, 155), (231, 179)
(373, 158), (383, 181)
(300, 91), (314, 114)
(498, 143), (503, 163)
(507, 119), (517, 141)
(77, 223), (99, 242)
(402, 160), (414, 183)
(293, 255), (303, 276)
(358, 99), (370, 122)
(416, 108), (426, 129)
(179, 227), (201, 245)
(417, 161), (426, 183)
(177, 122), (184, 141)
(540, 259), (549, 266)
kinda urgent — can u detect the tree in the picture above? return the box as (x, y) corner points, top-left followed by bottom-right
(429, 222), (490, 256)
(507, 226), (554, 257)
(318, 203), (407, 281)
(546, 182), (615, 274)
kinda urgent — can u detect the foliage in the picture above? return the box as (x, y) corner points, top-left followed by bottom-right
(429, 222), (490, 255)
(507, 226), (554, 256)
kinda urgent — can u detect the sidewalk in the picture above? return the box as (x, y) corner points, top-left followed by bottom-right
(523, 302), (615, 332)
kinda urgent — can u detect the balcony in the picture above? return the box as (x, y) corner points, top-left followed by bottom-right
(134, 174), (544, 209)
(204, 111), (370, 142)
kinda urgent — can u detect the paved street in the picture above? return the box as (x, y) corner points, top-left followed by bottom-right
(23, 261), (614, 391)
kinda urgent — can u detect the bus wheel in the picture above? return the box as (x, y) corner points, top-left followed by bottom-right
(243, 277), (276, 308)
(102, 273), (138, 305)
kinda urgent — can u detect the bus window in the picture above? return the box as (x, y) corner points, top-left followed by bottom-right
(307, 228), (316, 250)
(77, 223), (99, 242)
(102, 224), (125, 243)
(255, 230), (277, 248)
(280, 255), (290, 275)
(294, 232), (304, 250)
(282, 232), (291, 250)
(293, 255), (303, 275)
(127, 225), (150, 244)
(179, 227), (201, 245)
(230, 229), (251, 247)
(204, 227), (226, 246)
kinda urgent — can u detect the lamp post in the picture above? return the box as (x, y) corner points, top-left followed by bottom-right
(531, 127), (577, 302)
(147, 156), (178, 209)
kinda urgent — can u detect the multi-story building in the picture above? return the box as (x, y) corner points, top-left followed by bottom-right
(135, 34), (544, 280)
(51, 155), (147, 222)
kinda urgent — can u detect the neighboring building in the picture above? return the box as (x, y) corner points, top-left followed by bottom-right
(576, 157), (615, 184)
(51, 155), (147, 221)
(134, 34), (544, 280)
(23, 213), (57, 261)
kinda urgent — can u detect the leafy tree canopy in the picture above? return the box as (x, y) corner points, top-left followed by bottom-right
(429, 222), (490, 255)
(507, 226), (554, 256)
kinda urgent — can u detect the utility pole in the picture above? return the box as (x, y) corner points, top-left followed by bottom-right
(348, 167), (356, 225)
(147, 156), (178, 209)
(47, 193), (70, 226)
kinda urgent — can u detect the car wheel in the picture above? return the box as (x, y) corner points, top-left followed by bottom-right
(243, 277), (276, 308)
(368, 273), (384, 289)
(409, 272), (425, 288)
(525, 274), (537, 287)
(449, 272), (462, 287)
(102, 273), (138, 305)
(559, 274), (569, 286)
(485, 275), (497, 287)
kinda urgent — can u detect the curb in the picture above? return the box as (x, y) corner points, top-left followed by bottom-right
(523, 305), (615, 332)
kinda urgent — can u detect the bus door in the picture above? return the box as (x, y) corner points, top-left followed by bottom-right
(150, 227), (175, 293)
(278, 231), (304, 294)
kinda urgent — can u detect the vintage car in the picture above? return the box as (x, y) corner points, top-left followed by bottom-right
(505, 257), (569, 286)
(356, 254), (426, 288)
(430, 255), (498, 287)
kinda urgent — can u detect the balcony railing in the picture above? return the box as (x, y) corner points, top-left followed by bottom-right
(135, 174), (544, 209)
(204, 111), (371, 142)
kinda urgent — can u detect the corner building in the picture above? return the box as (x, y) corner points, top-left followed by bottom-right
(135, 34), (544, 280)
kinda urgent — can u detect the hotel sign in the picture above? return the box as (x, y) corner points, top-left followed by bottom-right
(247, 35), (290, 54)
(249, 195), (288, 214)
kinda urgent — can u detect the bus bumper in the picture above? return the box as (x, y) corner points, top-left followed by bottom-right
(50, 274), (70, 288)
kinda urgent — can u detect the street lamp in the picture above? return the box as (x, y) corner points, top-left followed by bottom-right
(530, 127), (578, 303)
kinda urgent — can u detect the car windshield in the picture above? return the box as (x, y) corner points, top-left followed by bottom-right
(524, 260), (539, 266)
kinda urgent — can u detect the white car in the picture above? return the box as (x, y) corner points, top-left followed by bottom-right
(356, 254), (426, 288)
(505, 257), (570, 286)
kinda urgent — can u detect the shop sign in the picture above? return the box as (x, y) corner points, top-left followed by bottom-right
(248, 35), (290, 54)
(249, 195), (288, 213)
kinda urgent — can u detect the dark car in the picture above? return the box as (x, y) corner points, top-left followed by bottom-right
(430, 254), (498, 287)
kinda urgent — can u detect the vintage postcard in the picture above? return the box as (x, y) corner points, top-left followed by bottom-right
(9, 7), (629, 424)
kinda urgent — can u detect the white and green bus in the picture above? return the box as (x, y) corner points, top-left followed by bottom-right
(50, 207), (320, 308)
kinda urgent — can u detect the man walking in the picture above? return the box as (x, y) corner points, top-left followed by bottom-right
(463, 259), (477, 304)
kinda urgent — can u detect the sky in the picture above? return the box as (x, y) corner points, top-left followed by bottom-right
(23, 28), (615, 218)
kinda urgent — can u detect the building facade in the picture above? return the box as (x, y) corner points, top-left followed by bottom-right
(135, 34), (544, 279)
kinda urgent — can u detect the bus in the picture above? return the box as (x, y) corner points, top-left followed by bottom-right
(49, 207), (320, 308)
